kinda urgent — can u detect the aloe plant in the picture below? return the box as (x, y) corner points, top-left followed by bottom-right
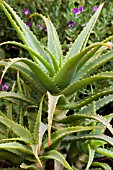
(0, 1), (113, 169)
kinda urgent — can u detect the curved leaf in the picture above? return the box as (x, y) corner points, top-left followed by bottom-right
(86, 144), (95, 170)
(31, 144), (42, 167)
(47, 91), (62, 147)
(62, 134), (113, 147)
(95, 147), (113, 159)
(78, 48), (113, 80)
(0, 58), (60, 94)
(54, 113), (113, 135)
(58, 86), (113, 110)
(92, 162), (112, 170)
(62, 72), (113, 96)
(78, 94), (113, 114)
(40, 150), (73, 170)
(0, 41), (55, 76)
(0, 116), (33, 144)
(54, 43), (106, 90)
(0, 91), (37, 105)
(0, 142), (33, 154)
(33, 96), (47, 154)
(0, 60), (46, 94)
(39, 14), (62, 67)
(43, 126), (100, 149)
(0, 1), (52, 69)
(65, 3), (104, 60)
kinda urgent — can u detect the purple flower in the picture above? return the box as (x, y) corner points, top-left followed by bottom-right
(26, 21), (32, 27)
(79, 6), (83, 12)
(73, 8), (79, 14)
(73, 6), (83, 14)
(22, 8), (30, 15)
(37, 24), (41, 29)
(1, 84), (8, 91)
(68, 21), (76, 28)
(93, 6), (98, 12)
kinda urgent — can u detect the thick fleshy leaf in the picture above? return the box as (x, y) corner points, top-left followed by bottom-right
(54, 113), (113, 135)
(0, 91), (37, 106)
(62, 72), (113, 96)
(0, 147), (36, 162)
(65, 3), (104, 60)
(77, 48), (113, 80)
(39, 14), (62, 67)
(0, 60), (46, 93)
(58, 86), (113, 110)
(43, 126), (100, 149)
(0, 142), (33, 154)
(40, 150), (73, 170)
(95, 147), (113, 159)
(47, 91), (61, 147)
(92, 162), (112, 170)
(0, 41), (55, 76)
(62, 134), (113, 147)
(0, 1), (52, 70)
(86, 144), (95, 170)
(33, 96), (47, 154)
(78, 94), (113, 114)
(0, 58), (60, 94)
(0, 116), (33, 144)
(20, 163), (40, 170)
(0, 151), (23, 164)
(31, 144), (43, 167)
(53, 43), (105, 89)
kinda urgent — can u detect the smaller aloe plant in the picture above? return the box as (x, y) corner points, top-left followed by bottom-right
(0, 1), (113, 169)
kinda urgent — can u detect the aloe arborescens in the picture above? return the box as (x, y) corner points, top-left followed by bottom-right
(0, 1), (113, 169)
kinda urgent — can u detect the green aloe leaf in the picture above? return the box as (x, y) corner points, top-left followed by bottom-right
(20, 163), (40, 170)
(85, 144), (95, 170)
(92, 162), (112, 170)
(65, 3), (104, 60)
(78, 48), (113, 80)
(39, 14), (62, 67)
(0, 60), (46, 94)
(95, 147), (113, 159)
(0, 1), (52, 70)
(62, 72), (113, 96)
(53, 43), (105, 90)
(0, 147), (36, 162)
(0, 142), (33, 155)
(76, 35), (113, 73)
(78, 94), (113, 114)
(0, 116), (33, 144)
(33, 96), (47, 154)
(54, 113), (113, 135)
(58, 86), (113, 110)
(33, 96), (44, 142)
(0, 92), (37, 106)
(43, 126), (100, 149)
(0, 58), (60, 94)
(62, 134), (113, 147)
(47, 91), (61, 147)
(40, 150), (73, 170)
(0, 41), (55, 76)
(0, 152), (23, 164)
(31, 144), (43, 167)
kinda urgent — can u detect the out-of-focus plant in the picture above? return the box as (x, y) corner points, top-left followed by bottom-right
(1, 1), (113, 169)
